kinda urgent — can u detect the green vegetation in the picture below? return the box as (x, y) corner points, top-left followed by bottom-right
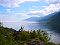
(0, 22), (60, 45)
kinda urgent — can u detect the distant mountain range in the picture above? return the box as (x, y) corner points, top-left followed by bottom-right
(25, 12), (55, 22)
(25, 17), (42, 22)
(25, 11), (60, 32)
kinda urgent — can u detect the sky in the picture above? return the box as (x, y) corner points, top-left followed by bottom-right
(0, 0), (60, 30)
(0, 0), (60, 22)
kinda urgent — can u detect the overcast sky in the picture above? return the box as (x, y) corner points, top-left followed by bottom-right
(0, 0), (60, 22)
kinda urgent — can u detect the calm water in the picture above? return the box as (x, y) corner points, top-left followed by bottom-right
(3, 22), (60, 44)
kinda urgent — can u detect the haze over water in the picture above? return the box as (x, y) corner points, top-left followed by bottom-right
(3, 21), (60, 44)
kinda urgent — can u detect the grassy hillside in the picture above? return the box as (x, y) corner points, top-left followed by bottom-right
(0, 22), (60, 45)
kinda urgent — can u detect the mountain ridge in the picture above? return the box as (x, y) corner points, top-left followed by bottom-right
(25, 11), (60, 32)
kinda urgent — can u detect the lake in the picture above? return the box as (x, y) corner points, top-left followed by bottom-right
(3, 22), (60, 44)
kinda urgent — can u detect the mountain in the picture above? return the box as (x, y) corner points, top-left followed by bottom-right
(25, 17), (42, 22)
(25, 12), (55, 22)
(42, 11), (60, 21)
(25, 11), (60, 32)
(46, 11), (60, 32)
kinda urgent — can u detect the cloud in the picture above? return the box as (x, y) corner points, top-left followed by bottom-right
(6, 9), (11, 13)
(0, 0), (60, 8)
(27, 2), (60, 16)
(0, 0), (39, 8)
(45, 3), (60, 13)
(3, 0), (58, 16)
(47, 0), (60, 4)
(27, 10), (48, 16)
(0, 13), (32, 22)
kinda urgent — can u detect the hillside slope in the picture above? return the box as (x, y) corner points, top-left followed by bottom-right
(47, 11), (60, 32)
